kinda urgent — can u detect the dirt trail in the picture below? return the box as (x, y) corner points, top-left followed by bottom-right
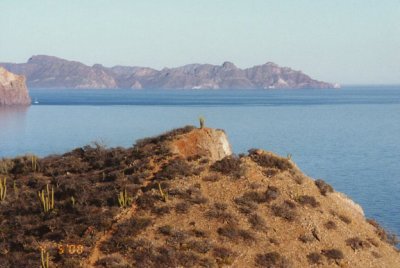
(83, 204), (137, 267)
(83, 159), (166, 267)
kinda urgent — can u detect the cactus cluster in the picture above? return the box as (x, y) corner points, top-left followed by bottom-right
(38, 184), (54, 213)
(118, 188), (132, 208)
(31, 155), (39, 172)
(40, 248), (49, 268)
(199, 116), (205, 129)
(0, 177), (6, 202)
(158, 182), (168, 202)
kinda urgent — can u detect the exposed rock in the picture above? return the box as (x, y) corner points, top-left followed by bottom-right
(0, 67), (31, 105)
(168, 127), (232, 161)
(1, 55), (338, 89)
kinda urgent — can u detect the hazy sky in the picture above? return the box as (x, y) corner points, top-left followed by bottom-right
(1, 0), (399, 84)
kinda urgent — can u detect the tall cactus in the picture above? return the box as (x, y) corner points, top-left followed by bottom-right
(0, 177), (6, 202)
(38, 184), (54, 213)
(199, 116), (205, 129)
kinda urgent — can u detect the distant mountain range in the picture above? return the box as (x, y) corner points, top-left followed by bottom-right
(0, 55), (339, 89)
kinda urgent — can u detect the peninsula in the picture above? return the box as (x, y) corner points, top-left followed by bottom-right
(0, 55), (339, 90)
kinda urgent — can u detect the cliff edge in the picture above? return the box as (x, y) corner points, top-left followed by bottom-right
(0, 126), (398, 267)
(0, 67), (31, 105)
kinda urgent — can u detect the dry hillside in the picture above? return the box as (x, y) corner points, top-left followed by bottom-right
(0, 126), (398, 267)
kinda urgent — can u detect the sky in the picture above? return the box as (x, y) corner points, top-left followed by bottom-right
(1, 0), (399, 84)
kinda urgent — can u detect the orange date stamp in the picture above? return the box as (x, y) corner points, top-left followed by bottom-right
(39, 243), (84, 255)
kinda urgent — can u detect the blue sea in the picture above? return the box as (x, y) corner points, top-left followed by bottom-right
(1, 87), (400, 238)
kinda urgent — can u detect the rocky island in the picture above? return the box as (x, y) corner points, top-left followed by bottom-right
(0, 126), (398, 267)
(0, 55), (339, 90)
(0, 67), (31, 105)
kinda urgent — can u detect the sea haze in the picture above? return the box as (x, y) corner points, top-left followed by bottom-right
(1, 86), (400, 239)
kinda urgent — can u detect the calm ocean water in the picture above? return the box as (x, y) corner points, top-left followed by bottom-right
(1, 87), (400, 237)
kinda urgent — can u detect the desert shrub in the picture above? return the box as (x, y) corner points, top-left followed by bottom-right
(255, 252), (291, 268)
(211, 155), (244, 179)
(166, 230), (190, 247)
(217, 225), (255, 241)
(11, 156), (34, 174)
(296, 195), (320, 208)
(283, 200), (296, 208)
(315, 179), (334, 196)
(151, 205), (171, 216)
(307, 252), (323, 265)
(367, 219), (399, 246)
(205, 203), (236, 224)
(213, 247), (236, 265)
(95, 255), (129, 267)
(190, 229), (208, 238)
(269, 238), (280, 245)
(0, 158), (14, 174)
(136, 192), (159, 210)
(237, 186), (280, 207)
(234, 197), (257, 214)
(202, 174), (221, 182)
(263, 168), (279, 178)
(346, 237), (371, 250)
(338, 214), (352, 224)
(135, 126), (195, 148)
(324, 220), (337, 230)
(62, 258), (82, 268)
(291, 173), (304, 184)
(175, 202), (191, 214)
(367, 238), (379, 247)
(241, 191), (267, 203)
(214, 202), (228, 210)
(371, 251), (382, 259)
(322, 249), (344, 260)
(248, 150), (293, 171)
(168, 188), (190, 199)
(187, 154), (202, 162)
(298, 234), (316, 243)
(184, 240), (212, 254)
(271, 202), (297, 222)
(248, 213), (267, 230)
(100, 218), (151, 253)
(265, 186), (280, 202)
(155, 158), (194, 180)
(176, 251), (202, 267)
(189, 195), (208, 205)
(159, 225), (173, 236)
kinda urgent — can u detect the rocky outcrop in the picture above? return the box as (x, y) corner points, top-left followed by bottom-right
(168, 127), (232, 161)
(1, 55), (338, 89)
(0, 67), (31, 105)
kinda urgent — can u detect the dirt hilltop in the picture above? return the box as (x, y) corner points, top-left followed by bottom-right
(0, 126), (398, 267)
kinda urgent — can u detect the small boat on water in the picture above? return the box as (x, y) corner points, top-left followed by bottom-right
(33, 99), (39, 104)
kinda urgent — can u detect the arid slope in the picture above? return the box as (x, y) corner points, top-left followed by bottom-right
(0, 126), (398, 267)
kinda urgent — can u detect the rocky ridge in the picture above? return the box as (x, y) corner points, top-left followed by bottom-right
(0, 126), (397, 267)
(0, 55), (339, 89)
